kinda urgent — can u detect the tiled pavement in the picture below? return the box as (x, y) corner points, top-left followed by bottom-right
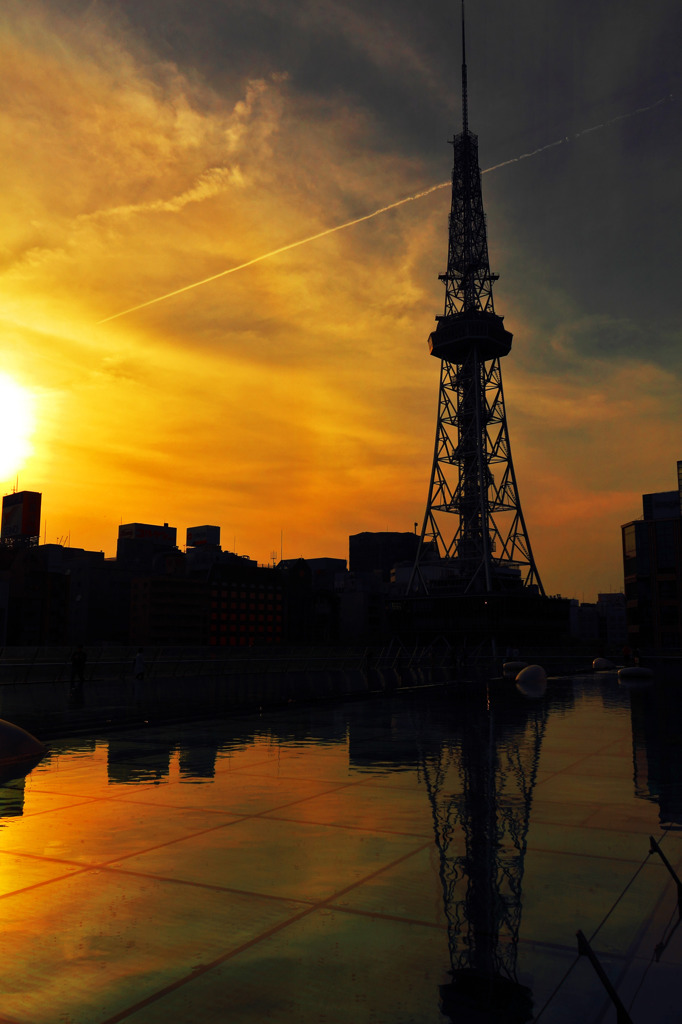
(0, 679), (680, 1023)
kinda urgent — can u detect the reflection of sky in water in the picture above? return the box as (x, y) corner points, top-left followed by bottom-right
(0, 675), (680, 1022)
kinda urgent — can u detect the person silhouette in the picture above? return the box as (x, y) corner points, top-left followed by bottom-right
(70, 646), (86, 688)
(133, 648), (145, 680)
(69, 646), (86, 707)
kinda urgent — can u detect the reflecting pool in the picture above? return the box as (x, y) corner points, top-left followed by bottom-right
(1, 671), (681, 1023)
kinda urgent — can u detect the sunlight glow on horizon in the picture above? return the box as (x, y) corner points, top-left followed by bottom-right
(0, 375), (35, 482)
(0, 0), (676, 601)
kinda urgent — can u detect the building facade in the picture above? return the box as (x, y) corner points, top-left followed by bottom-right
(622, 462), (682, 651)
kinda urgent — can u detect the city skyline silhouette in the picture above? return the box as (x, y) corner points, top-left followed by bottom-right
(0, 0), (679, 604)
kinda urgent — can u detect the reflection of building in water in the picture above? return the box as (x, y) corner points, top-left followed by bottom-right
(263, 705), (348, 747)
(107, 738), (174, 785)
(418, 686), (546, 1023)
(0, 750), (53, 824)
(178, 730), (219, 781)
(46, 737), (97, 758)
(629, 680), (682, 829)
(0, 775), (27, 821)
(348, 701), (421, 770)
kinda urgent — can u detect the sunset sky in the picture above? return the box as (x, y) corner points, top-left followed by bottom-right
(1, 0), (680, 601)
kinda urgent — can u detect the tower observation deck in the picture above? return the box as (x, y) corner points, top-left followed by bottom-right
(408, 3), (543, 597)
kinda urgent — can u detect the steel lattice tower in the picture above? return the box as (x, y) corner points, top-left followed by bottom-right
(409, 4), (543, 597)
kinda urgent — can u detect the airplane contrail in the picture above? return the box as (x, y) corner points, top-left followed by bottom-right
(482, 94), (672, 174)
(97, 94), (673, 325)
(97, 183), (447, 324)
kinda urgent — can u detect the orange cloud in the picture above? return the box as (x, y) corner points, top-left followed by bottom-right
(0, 2), (444, 565)
(1, 2), (679, 603)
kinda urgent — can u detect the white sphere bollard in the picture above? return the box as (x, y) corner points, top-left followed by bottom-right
(0, 719), (46, 769)
(515, 664), (547, 698)
(618, 665), (653, 685)
(503, 660), (527, 678)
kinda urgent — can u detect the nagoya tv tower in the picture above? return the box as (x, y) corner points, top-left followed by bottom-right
(409, 3), (543, 598)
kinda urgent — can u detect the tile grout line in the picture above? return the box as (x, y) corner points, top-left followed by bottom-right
(98, 839), (435, 1024)
(260, 810), (433, 839)
(0, 781), (370, 878)
(93, 781), (394, 870)
(0, 864), (93, 903)
(0, 782), (430, 888)
(93, 825), (433, 902)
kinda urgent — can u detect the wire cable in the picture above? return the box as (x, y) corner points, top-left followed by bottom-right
(533, 834), (662, 1021)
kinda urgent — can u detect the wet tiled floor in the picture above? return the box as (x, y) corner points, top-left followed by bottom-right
(0, 673), (681, 1023)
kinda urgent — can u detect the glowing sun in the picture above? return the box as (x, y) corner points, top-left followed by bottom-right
(0, 374), (35, 480)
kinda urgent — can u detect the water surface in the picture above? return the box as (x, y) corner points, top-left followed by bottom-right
(0, 672), (681, 1023)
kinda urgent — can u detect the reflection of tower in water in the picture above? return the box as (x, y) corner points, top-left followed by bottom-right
(418, 686), (547, 1022)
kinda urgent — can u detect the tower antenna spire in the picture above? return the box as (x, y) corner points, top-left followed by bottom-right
(461, 0), (468, 135)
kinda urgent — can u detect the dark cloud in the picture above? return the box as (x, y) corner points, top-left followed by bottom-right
(4, 0), (680, 599)
(81, 2), (681, 143)
(545, 315), (682, 374)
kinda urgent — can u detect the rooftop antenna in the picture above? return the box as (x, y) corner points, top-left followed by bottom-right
(461, 0), (468, 135)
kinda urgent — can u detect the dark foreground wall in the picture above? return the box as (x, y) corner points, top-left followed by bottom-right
(0, 659), (455, 737)
(0, 643), (601, 738)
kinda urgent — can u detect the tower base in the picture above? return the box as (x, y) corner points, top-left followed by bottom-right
(390, 592), (572, 650)
(440, 971), (533, 1024)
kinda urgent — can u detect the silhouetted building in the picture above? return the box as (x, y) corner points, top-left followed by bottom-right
(116, 522), (178, 573)
(130, 543), (283, 647)
(207, 550), (283, 646)
(622, 461), (682, 650)
(3, 543), (105, 645)
(567, 593), (627, 653)
(643, 489), (681, 521)
(597, 592), (628, 651)
(569, 600), (600, 646)
(349, 532), (420, 582)
(336, 571), (389, 644)
(0, 490), (41, 548)
(298, 557), (347, 591)
(89, 558), (134, 645)
(0, 566), (9, 645)
(209, 575), (284, 647)
(186, 525), (221, 549)
(277, 558), (346, 643)
(130, 576), (210, 646)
